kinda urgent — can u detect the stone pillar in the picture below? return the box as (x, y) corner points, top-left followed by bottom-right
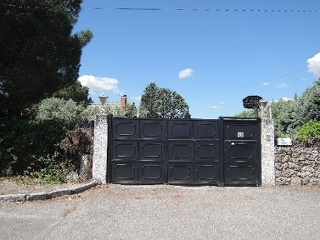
(261, 118), (275, 186)
(92, 115), (108, 183)
(80, 155), (90, 179)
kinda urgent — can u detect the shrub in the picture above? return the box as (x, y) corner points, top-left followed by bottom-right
(30, 151), (68, 184)
(296, 121), (320, 145)
(36, 98), (85, 128)
(0, 98), (95, 181)
(60, 128), (93, 177)
(0, 118), (68, 176)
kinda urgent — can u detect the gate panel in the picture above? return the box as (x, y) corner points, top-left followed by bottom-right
(140, 119), (166, 139)
(139, 141), (166, 184)
(194, 140), (220, 162)
(112, 140), (138, 160)
(139, 162), (166, 183)
(224, 141), (258, 163)
(167, 120), (194, 184)
(139, 141), (165, 161)
(222, 118), (261, 186)
(168, 120), (193, 139)
(112, 162), (138, 183)
(112, 119), (139, 139)
(224, 122), (259, 141)
(168, 141), (193, 162)
(193, 163), (220, 184)
(109, 117), (261, 186)
(111, 118), (140, 184)
(168, 163), (193, 184)
(194, 120), (219, 139)
(224, 164), (259, 185)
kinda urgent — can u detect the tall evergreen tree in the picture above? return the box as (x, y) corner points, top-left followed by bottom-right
(294, 79), (320, 126)
(272, 99), (297, 137)
(139, 82), (190, 119)
(0, 0), (92, 117)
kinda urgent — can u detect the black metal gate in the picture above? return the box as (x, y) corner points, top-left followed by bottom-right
(108, 116), (261, 186)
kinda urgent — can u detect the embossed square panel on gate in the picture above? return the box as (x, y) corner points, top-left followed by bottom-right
(140, 119), (166, 140)
(224, 164), (259, 186)
(112, 140), (138, 160)
(168, 141), (193, 162)
(168, 163), (193, 184)
(193, 163), (220, 184)
(168, 120), (193, 139)
(112, 162), (138, 183)
(194, 141), (220, 162)
(194, 120), (219, 139)
(224, 141), (258, 163)
(112, 119), (139, 140)
(139, 162), (166, 183)
(139, 141), (165, 161)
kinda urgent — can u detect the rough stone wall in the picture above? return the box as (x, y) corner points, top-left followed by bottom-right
(275, 146), (320, 186)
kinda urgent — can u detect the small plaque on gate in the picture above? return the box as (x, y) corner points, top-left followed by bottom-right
(237, 132), (244, 138)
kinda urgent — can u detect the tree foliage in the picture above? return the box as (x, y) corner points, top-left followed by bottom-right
(139, 83), (190, 118)
(294, 79), (320, 125)
(0, 0), (92, 117)
(234, 109), (255, 118)
(271, 99), (297, 137)
(270, 79), (320, 137)
(52, 81), (92, 106)
(36, 98), (85, 128)
(296, 121), (320, 145)
(0, 118), (68, 176)
(140, 83), (159, 118)
(234, 79), (320, 139)
(125, 103), (138, 118)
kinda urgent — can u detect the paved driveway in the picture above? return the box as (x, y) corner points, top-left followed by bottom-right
(1, 185), (319, 240)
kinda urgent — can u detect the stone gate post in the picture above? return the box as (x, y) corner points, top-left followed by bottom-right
(261, 118), (276, 186)
(92, 115), (108, 183)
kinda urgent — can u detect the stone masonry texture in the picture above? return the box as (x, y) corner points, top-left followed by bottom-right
(275, 146), (320, 186)
(92, 115), (108, 184)
(261, 119), (275, 186)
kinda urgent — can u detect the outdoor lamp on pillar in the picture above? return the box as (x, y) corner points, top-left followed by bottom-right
(99, 93), (107, 105)
(99, 93), (108, 113)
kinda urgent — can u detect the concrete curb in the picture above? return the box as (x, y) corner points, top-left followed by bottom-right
(0, 180), (101, 202)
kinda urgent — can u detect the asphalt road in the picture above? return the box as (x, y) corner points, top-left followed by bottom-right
(0, 185), (319, 240)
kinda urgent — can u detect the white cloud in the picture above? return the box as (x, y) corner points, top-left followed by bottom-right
(276, 83), (288, 88)
(262, 81), (270, 86)
(307, 52), (320, 78)
(179, 68), (194, 79)
(131, 96), (141, 101)
(78, 75), (120, 93)
(207, 105), (220, 109)
(88, 90), (97, 96)
(280, 97), (294, 101)
(273, 97), (294, 103)
(207, 101), (225, 109)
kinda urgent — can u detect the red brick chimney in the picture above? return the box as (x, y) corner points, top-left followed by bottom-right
(121, 95), (127, 109)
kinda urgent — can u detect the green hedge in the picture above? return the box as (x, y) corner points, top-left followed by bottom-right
(0, 118), (68, 176)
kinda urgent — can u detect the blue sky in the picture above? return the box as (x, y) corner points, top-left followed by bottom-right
(74, 0), (320, 119)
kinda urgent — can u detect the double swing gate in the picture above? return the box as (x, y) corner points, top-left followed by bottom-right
(108, 116), (261, 186)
